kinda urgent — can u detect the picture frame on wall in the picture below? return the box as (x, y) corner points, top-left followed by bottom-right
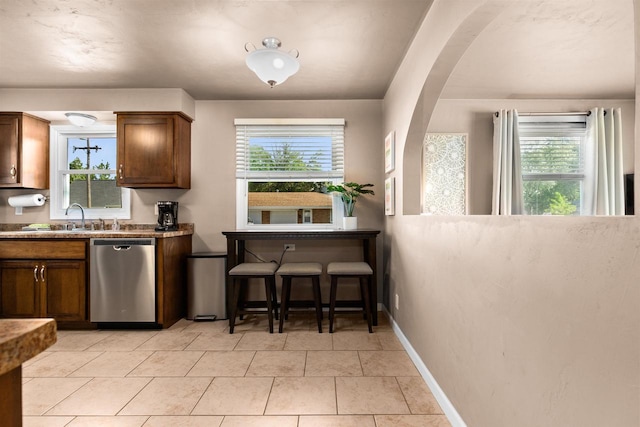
(385, 177), (395, 216)
(384, 130), (395, 173)
(422, 133), (468, 215)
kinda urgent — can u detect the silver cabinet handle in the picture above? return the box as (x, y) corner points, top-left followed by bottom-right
(40, 266), (45, 282)
(118, 164), (123, 180)
(9, 164), (16, 179)
(34, 265), (39, 282)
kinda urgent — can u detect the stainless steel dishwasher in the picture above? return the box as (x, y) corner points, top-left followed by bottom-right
(90, 238), (156, 324)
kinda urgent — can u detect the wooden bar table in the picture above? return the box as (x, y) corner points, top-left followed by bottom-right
(222, 229), (381, 325)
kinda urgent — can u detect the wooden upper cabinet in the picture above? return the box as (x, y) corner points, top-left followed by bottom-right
(116, 112), (192, 188)
(0, 112), (50, 189)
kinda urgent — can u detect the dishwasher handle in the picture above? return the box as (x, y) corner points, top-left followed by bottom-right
(91, 238), (156, 247)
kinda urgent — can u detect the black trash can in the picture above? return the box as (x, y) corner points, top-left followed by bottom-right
(186, 252), (227, 321)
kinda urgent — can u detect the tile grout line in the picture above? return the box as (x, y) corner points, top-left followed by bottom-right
(263, 376), (277, 416)
(393, 375), (413, 415)
(26, 313), (433, 424)
(113, 376), (154, 417)
(186, 376), (215, 417)
(333, 376), (339, 416)
(183, 345), (208, 377)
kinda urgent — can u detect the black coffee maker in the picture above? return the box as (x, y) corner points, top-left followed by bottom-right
(155, 201), (179, 231)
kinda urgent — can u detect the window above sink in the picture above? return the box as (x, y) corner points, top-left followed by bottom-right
(49, 124), (131, 221)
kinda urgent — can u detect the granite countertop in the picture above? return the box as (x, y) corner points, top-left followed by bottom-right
(0, 319), (56, 375)
(0, 223), (194, 239)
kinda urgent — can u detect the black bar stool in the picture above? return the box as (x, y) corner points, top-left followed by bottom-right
(277, 262), (323, 333)
(228, 262), (279, 333)
(327, 261), (373, 333)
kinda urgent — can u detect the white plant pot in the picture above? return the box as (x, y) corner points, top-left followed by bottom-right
(343, 216), (358, 230)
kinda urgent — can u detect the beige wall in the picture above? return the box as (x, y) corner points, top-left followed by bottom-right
(429, 98), (636, 214)
(184, 100), (385, 301)
(184, 99), (385, 249)
(383, 1), (640, 426)
(0, 98), (385, 299)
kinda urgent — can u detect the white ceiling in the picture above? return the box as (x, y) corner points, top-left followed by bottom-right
(0, 0), (431, 101)
(442, 0), (635, 100)
(0, 0), (635, 106)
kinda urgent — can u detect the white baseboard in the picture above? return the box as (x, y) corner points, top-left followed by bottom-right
(383, 307), (467, 427)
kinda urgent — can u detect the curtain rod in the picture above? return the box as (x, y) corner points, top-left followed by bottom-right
(494, 111), (596, 117)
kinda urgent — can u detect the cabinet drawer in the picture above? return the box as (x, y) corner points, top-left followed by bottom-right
(0, 240), (86, 260)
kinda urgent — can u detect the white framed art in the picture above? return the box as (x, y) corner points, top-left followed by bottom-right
(422, 133), (468, 215)
(385, 177), (395, 215)
(384, 130), (395, 173)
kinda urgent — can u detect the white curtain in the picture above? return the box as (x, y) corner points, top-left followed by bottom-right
(492, 109), (524, 215)
(587, 108), (624, 215)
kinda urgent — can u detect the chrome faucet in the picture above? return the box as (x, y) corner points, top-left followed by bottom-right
(65, 203), (86, 230)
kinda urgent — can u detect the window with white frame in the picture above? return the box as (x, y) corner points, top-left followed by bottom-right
(518, 115), (590, 215)
(50, 125), (130, 221)
(235, 118), (345, 229)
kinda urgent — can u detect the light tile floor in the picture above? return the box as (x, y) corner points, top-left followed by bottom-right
(22, 312), (451, 427)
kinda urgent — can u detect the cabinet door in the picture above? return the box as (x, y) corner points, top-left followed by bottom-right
(117, 114), (177, 186)
(0, 261), (40, 318)
(0, 115), (20, 185)
(20, 114), (50, 189)
(0, 113), (49, 189)
(44, 260), (86, 321)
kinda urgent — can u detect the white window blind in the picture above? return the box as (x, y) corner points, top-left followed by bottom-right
(520, 135), (584, 175)
(519, 116), (587, 179)
(235, 119), (345, 180)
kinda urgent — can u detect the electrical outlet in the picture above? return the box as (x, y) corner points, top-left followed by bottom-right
(395, 293), (399, 310)
(284, 243), (296, 251)
(154, 203), (158, 215)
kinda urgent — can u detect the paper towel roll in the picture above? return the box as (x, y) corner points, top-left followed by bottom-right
(8, 194), (46, 208)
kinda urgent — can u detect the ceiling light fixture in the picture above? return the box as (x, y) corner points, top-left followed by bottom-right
(65, 112), (97, 127)
(245, 37), (300, 88)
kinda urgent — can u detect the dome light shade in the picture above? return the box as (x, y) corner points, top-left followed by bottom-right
(65, 112), (97, 127)
(245, 37), (299, 88)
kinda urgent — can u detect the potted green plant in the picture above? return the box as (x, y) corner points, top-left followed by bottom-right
(326, 182), (375, 229)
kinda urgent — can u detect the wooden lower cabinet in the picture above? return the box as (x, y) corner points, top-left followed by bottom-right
(156, 234), (191, 328)
(0, 261), (41, 318)
(0, 240), (88, 326)
(0, 235), (191, 329)
(43, 260), (86, 321)
(0, 260), (86, 322)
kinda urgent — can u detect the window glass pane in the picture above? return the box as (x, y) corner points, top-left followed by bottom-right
(523, 180), (581, 215)
(64, 173), (122, 208)
(66, 137), (119, 209)
(248, 181), (332, 225)
(67, 137), (116, 170)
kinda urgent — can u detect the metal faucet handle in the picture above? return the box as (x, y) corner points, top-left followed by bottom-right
(91, 220), (105, 231)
